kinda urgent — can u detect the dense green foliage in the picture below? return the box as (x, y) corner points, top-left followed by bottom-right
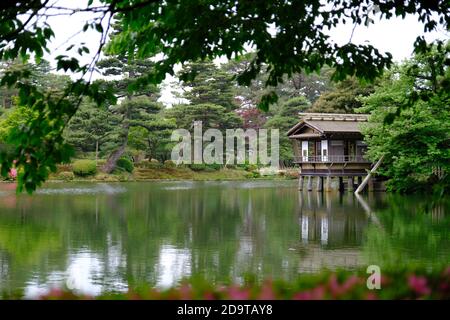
(116, 157), (134, 173)
(65, 101), (119, 158)
(310, 77), (375, 113)
(72, 160), (97, 177)
(107, 0), (448, 109)
(360, 44), (450, 193)
(177, 60), (236, 111)
(163, 159), (176, 168)
(166, 103), (242, 131)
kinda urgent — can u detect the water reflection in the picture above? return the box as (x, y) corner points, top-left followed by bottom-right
(156, 245), (191, 287)
(0, 181), (448, 297)
(296, 192), (370, 272)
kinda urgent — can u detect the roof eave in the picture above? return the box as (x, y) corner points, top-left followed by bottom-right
(287, 121), (324, 137)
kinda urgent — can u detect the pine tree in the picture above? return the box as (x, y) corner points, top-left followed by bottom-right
(65, 101), (120, 161)
(178, 60), (236, 111)
(309, 77), (375, 114)
(96, 21), (167, 172)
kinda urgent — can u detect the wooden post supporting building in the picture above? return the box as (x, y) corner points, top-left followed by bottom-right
(298, 175), (304, 191)
(325, 176), (332, 192)
(307, 176), (313, 191)
(317, 176), (323, 192)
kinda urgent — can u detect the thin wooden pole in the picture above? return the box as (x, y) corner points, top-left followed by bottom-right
(355, 156), (384, 194)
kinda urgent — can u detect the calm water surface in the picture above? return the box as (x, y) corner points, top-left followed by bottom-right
(0, 180), (448, 297)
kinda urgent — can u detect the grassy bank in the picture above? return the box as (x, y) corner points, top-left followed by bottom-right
(44, 164), (298, 182)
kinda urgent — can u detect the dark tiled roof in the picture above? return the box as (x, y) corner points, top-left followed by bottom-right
(306, 120), (363, 133)
(287, 113), (369, 136)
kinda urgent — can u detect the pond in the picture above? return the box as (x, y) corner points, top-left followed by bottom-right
(0, 180), (449, 297)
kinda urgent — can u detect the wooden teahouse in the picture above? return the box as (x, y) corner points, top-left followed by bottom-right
(287, 113), (372, 192)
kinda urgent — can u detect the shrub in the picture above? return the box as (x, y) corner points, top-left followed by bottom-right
(245, 171), (261, 179)
(189, 163), (221, 172)
(146, 158), (162, 169)
(207, 163), (222, 171)
(242, 164), (258, 171)
(72, 160), (97, 177)
(148, 162), (163, 169)
(117, 173), (130, 181)
(189, 164), (206, 171)
(58, 171), (74, 181)
(164, 160), (176, 168)
(116, 157), (134, 173)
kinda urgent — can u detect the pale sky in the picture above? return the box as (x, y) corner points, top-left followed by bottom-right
(42, 1), (447, 106)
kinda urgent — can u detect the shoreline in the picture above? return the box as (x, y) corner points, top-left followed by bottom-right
(1, 168), (297, 184)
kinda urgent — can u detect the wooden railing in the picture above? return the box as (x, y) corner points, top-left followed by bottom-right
(294, 155), (371, 163)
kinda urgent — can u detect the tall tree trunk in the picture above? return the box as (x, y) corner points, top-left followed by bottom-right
(102, 103), (131, 173)
(102, 124), (129, 173)
(102, 65), (135, 174)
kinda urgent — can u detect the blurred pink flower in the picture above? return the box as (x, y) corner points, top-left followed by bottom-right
(341, 275), (361, 292)
(179, 284), (193, 300)
(44, 288), (64, 299)
(408, 275), (431, 296)
(328, 274), (361, 298)
(365, 292), (378, 300)
(328, 274), (342, 297)
(8, 168), (17, 179)
(293, 286), (325, 300)
(227, 286), (251, 300)
(258, 281), (276, 300)
(203, 291), (215, 300)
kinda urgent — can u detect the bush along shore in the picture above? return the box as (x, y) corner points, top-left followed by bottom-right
(3, 267), (449, 300)
(0, 158), (298, 183)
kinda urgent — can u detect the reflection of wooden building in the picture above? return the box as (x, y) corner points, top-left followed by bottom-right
(296, 192), (369, 272)
(298, 192), (369, 248)
(287, 113), (373, 191)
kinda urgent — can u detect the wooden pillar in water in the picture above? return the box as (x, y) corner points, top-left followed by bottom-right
(348, 176), (355, 192)
(298, 175), (304, 191)
(339, 177), (344, 192)
(357, 176), (363, 188)
(325, 176), (332, 192)
(317, 176), (323, 192)
(307, 176), (313, 191)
